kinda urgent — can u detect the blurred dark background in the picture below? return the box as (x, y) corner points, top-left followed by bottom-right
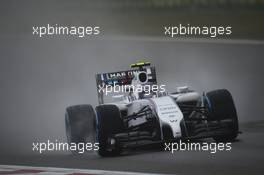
(1, 0), (264, 39)
(0, 0), (263, 155)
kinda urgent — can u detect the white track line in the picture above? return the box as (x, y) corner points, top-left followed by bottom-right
(0, 165), (174, 175)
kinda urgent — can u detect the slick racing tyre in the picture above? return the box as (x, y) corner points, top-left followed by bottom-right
(95, 105), (123, 157)
(65, 104), (96, 154)
(205, 89), (239, 142)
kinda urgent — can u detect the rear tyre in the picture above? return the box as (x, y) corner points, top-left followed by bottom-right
(95, 105), (123, 157)
(65, 105), (96, 154)
(205, 89), (239, 142)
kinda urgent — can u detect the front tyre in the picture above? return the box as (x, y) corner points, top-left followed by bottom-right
(95, 105), (123, 157)
(206, 89), (239, 142)
(65, 104), (96, 154)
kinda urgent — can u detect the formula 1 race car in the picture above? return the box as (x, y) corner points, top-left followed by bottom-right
(65, 62), (239, 156)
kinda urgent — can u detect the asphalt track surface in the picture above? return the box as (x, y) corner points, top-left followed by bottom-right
(0, 37), (264, 175)
(0, 122), (264, 175)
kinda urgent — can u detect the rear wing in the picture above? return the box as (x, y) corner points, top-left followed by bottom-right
(95, 66), (157, 104)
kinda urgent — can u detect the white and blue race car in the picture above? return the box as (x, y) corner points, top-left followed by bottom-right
(65, 62), (239, 156)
